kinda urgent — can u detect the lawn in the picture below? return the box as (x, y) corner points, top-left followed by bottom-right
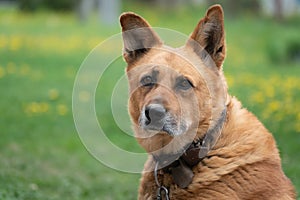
(0, 3), (299, 199)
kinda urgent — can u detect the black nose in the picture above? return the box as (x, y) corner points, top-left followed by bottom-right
(145, 104), (166, 126)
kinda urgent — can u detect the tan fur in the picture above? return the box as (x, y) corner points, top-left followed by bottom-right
(120, 4), (295, 200)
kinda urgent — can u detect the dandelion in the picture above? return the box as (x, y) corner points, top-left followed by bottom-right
(31, 102), (40, 113)
(284, 77), (297, 91)
(24, 102), (39, 115)
(48, 89), (59, 101)
(225, 74), (234, 88)
(24, 102), (50, 116)
(297, 113), (300, 121)
(57, 104), (68, 116)
(9, 35), (22, 51)
(268, 101), (280, 112)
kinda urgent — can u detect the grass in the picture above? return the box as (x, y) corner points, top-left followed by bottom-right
(1, 3), (299, 199)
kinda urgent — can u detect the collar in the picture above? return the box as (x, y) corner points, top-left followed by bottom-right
(182, 106), (228, 167)
(154, 107), (227, 189)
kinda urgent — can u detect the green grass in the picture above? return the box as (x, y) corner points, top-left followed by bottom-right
(1, 3), (299, 199)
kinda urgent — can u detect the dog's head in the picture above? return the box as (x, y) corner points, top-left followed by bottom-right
(120, 5), (228, 159)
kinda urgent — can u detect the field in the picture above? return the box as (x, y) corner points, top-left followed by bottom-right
(0, 3), (299, 199)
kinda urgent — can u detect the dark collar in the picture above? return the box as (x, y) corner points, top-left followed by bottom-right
(182, 106), (227, 167)
(156, 107), (227, 189)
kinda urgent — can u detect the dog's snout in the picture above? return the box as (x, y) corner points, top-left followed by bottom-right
(145, 104), (166, 125)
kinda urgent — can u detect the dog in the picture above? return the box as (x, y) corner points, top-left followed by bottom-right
(120, 4), (295, 200)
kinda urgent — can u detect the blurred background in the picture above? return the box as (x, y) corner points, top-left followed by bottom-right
(0, 0), (299, 199)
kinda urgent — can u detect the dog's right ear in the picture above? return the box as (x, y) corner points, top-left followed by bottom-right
(120, 12), (162, 64)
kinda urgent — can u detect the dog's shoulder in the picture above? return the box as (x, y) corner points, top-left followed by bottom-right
(189, 96), (295, 199)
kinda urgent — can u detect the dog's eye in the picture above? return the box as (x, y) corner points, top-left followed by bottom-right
(141, 76), (155, 87)
(176, 77), (193, 90)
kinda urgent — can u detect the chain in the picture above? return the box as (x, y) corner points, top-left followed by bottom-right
(154, 162), (170, 200)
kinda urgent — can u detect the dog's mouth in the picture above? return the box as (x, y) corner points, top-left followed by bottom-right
(139, 104), (187, 136)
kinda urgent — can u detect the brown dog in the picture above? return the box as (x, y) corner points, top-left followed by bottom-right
(120, 4), (295, 200)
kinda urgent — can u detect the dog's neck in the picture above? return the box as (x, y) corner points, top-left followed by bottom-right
(197, 106), (228, 160)
(154, 106), (228, 189)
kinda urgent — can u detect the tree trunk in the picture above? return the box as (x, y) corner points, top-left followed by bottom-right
(98, 0), (121, 25)
(274, 0), (283, 21)
(77, 0), (94, 22)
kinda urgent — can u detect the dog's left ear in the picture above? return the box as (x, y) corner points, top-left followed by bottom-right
(120, 12), (163, 64)
(187, 5), (226, 69)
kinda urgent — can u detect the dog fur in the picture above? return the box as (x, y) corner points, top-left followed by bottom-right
(120, 4), (295, 200)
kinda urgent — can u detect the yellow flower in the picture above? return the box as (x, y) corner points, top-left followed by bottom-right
(24, 102), (39, 115)
(284, 77), (297, 91)
(9, 35), (22, 51)
(57, 104), (68, 116)
(225, 75), (234, 88)
(48, 89), (59, 101)
(24, 102), (50, 116)
(297, 113), (300, 121)
(268, 101), (280, 112)
(295, 123), (300, 133)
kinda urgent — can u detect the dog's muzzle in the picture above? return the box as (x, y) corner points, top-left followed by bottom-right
(139, 104), (186, 136)
(143, 104), (166, 130)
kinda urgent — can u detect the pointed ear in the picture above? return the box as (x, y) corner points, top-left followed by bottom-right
(120, 12), (163, 64)
(188, 5), (226, 69)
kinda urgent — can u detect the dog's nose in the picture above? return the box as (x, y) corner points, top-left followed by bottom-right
(145, 104), (166, 126)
